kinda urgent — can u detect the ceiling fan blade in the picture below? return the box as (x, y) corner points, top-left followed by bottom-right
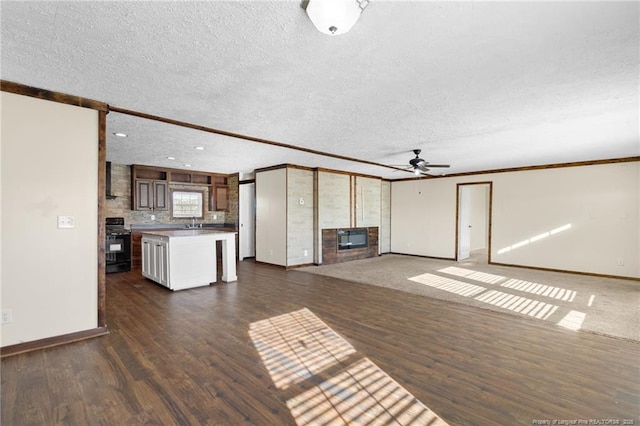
(425, 164), (450, 168)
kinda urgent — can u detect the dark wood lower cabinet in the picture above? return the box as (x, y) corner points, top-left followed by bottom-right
(131, 232), (143, 269)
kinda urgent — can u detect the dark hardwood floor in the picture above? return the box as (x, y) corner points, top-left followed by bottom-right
(2, 260), (639, 425)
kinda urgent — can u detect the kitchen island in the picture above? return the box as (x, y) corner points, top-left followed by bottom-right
(140, 229), (237, 291)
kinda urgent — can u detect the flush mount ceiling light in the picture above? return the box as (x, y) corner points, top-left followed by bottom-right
(113, 132), (127, 138)
(306, 0), (369, 36)
(194, 146), (205, 150)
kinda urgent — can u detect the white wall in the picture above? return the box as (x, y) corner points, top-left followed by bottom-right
(391, 161), (640, 278)
(1, 92), (99, 347)
(287, 168), (314, 266)
(315, 171), (351, 263)
(391, 178), (457, 258)
(355, 176), (381, 228)
(380, 181), (391, 253)
(255, 168), (287, 266)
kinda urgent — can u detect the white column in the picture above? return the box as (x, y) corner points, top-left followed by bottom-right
(221, 233), (238, 282)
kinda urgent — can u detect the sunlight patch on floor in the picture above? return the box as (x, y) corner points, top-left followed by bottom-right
(475, 290), (558, 320)
(286, 358), (447, 426)
(249, 308), (356, 390)
(250, 308), (449, 426)
(500, 279), (576, 301)
(557, 310), (586, 331)
(409, 273), (487, 297)
(438, 266), (506, 284)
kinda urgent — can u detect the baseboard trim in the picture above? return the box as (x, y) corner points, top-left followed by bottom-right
(489, 262), (640, 282)
(389, 252), (457, 261)
(286, 263), (315, 270)
(253, 260), (286, 269)
(1, 326), (109, 358)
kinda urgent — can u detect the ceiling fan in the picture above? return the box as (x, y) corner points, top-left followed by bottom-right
(397, 149), (450, 176)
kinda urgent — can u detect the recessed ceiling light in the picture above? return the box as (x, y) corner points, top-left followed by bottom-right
(184, 164), (192, 167)
(194, 146), (205, 150)
(167, 156), (175, 160)
(113, 132), (127, 138)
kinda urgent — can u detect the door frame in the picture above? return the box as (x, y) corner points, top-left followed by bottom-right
(455, 181), (493, 262)
(239, 180), (256, 261)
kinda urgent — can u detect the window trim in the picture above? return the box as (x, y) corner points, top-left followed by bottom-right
(170, 189), (206, 219)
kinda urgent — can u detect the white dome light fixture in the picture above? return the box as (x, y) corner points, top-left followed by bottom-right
(306, 0), (369, 36)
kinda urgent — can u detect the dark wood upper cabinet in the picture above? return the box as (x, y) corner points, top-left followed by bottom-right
(135, 179), (152, 210)
(153, 181), (168, 210)
(211, 184), (229, 212)
(131, 164), (228, 212)
(133, 179), (168, 211)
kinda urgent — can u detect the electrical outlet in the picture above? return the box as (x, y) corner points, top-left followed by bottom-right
(57, 215), (75, 228)
(304, 250), (308, 257)
(1, 309), (12, 324)
(617, 258), (624, 266)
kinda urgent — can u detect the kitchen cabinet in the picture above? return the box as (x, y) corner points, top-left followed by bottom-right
(135, 179), (168, 210)
(132, 225), (237, 270)
(131, 165), (169, 211)
(131, 232), (143, 269)
(142, 237), (169, 286)
(211, 184), (229, 211)
(141, 230), (237, 291)
(131, 164), (229, 212)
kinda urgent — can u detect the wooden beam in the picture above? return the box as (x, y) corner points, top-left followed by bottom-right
(0, 80), (108, 112)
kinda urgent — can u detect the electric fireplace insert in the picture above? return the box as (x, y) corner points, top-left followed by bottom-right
(337, 228), (368, 250)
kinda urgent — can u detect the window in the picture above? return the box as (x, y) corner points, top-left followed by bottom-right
(171, 190), (204, 218)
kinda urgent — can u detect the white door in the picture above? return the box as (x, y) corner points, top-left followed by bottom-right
(239, 182), (256, 260)
(457, 185), (472, 260)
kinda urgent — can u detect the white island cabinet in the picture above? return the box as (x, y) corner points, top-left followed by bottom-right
(141, 229), (237, 291)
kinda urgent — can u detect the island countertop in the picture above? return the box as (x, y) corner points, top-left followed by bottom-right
(140, 229), (237, 238)
(131, 223), (237, 232)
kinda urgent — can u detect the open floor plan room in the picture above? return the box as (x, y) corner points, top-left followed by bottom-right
(2, 260), (638, 425)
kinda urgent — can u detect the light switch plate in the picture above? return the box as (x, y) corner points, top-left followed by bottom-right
(58, 215), (75, 228)
(1, 309), (12, 324)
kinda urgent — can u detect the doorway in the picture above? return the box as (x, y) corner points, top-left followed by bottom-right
(239, 181), (256, 260)
(456, 182), (492, 263)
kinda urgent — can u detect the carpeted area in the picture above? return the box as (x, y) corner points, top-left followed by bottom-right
(299, 252), (640, 342)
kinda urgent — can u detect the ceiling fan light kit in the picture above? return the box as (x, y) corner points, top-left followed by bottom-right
(399, 149), (451, 176)
(306, 0), (368, 35)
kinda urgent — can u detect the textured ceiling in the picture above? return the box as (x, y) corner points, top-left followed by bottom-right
(2, 1), (638, 179)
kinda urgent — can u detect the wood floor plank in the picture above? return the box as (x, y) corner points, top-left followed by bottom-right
(2, 260), (638, 425)
(43, 348), (89, 425)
